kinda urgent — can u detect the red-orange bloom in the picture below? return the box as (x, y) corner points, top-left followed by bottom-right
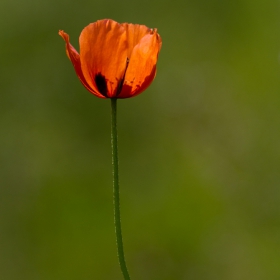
(59, 19), (162, 99)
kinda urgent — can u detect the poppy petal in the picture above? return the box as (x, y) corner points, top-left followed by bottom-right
(118, 30), (161, 98)
(79, 20), (128, 98)
(121, 23), (151, 58)
(58, 30), (105, 98)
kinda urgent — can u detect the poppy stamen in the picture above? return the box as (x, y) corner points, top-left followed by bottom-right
(116, 57), (130, 96)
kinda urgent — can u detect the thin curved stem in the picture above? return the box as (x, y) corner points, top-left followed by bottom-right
(111, 98), (131, 280)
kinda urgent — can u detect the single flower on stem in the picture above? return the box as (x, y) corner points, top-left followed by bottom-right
(59, 19), (161, 99)
(59, 19), (161, 280)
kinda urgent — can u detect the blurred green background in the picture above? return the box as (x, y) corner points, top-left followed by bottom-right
(1, 0), (280, 279)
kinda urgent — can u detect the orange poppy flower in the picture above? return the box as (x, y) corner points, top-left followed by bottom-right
(59, 19), (162, 99)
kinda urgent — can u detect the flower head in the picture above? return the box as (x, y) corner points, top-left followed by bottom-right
(59, 19), (162, 99)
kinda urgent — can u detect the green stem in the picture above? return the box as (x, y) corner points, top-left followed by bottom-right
(111, 98), (131, 280)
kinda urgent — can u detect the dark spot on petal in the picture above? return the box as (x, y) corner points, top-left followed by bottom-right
(95, 73), (108, 98)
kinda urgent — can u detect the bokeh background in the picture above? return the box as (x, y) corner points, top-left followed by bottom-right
(1, 0), (280, 279)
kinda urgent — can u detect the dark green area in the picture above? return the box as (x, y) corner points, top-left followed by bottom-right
(1, 0), (280, 279)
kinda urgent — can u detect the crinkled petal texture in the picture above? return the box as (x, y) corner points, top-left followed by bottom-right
(58, 30), (104, 98)
(118, 25), (162, 98)
(59, 19), (161, 99)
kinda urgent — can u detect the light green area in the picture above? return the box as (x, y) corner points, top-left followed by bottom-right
(1, 0), (280, 279)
